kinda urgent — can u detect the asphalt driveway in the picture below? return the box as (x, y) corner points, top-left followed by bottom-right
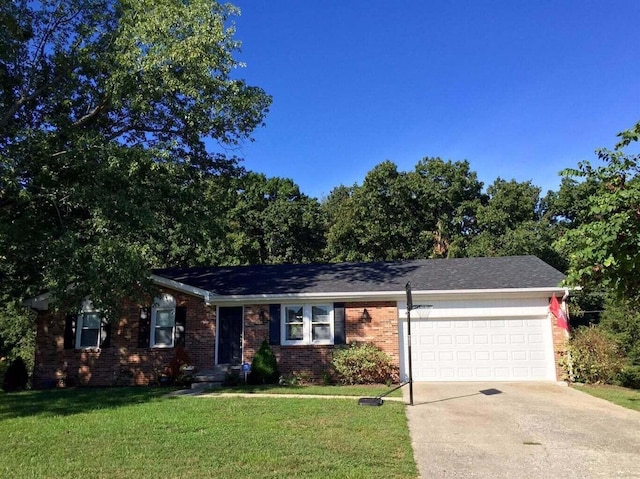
(404, 382), (640, 478)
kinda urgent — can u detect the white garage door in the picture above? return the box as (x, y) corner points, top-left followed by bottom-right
(398, 300), (556, 381)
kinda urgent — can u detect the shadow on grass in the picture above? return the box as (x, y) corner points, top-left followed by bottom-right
(0, 387), (171, 420)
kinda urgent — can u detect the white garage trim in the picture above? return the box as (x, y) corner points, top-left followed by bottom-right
(398, 298), (557, 382)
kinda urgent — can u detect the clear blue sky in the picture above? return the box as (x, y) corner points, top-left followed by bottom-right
(225, 1), (640, 200)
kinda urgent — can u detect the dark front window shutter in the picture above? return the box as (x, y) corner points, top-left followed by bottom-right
(64, 314), (76, 349)
(268, 304), (281, 345)
(175, 306), (186, 348)
(100, 318), (112, 348)
(138, 307), (150, 348)
(333, 303), (346, 345)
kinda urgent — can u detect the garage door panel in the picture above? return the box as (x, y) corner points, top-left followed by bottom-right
(512, 351), (527, 360)
(401, 316), (555, 381)
(457, 351), (472, 360)
(475, 351), (490, 360)
(439, 351), (454, 360)
(493, 351), (508, 360)
(531, 351), (545, 360)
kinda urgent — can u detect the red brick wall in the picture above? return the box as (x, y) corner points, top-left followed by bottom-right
(550, 313), (569, 381)
(33, 287), (215, 387)
(242, 302), (399, 382)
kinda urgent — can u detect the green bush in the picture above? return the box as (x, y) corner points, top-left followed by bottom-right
(599, 298), (640, 365)
(618, 365), (640, 390)
(248, 340), (279, 385)
(565, 326), (623, 384)
(331, 343), (399, 385)
(2, 357), (29, 392)
(279, 371), (312, 386)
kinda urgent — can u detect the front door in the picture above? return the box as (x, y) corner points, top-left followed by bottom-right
(217, 306), (243, 365)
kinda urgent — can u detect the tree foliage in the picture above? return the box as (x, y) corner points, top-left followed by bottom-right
(0, 299), (35, 374)
(556, 148), (640, 303)
(598, 297), (640, 365)
(223, 173), (326, 265)
(0, 0), (271, 313)
(324, 158), (484, 261)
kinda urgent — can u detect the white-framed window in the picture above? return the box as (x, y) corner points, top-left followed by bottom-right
(151, 293), (176, 348)
(282, 304), (334, 345)
(76, 299), (102, 349)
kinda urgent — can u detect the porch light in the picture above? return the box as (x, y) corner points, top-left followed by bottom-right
(360, 308), (372, 323)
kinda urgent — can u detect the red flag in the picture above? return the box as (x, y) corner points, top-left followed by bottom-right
(549, 295), (569, 332)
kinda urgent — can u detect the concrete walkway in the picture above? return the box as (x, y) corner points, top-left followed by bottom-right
(404, 382), (640, 479)
(167, 388), (405, 401)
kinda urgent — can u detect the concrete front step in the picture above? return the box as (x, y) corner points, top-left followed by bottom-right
(193, 365), (242, 384)
(191, 381), (221, 390)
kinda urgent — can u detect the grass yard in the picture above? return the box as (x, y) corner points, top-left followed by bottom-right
(0, 388), (417, 478)
(574, 384), (640, 411)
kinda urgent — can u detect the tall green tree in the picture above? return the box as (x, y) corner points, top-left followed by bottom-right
(325, 161), (417, 262)
(408, 158), (484, 258)
(0, 0), (271, 313)
(224, 173), (325, 265)
(557, 145), (640, 303)
(465, 178), (565, 269)
(325, 158), (484, 261)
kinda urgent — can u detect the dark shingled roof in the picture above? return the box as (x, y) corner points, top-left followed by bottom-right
(153, 256), (565, 296)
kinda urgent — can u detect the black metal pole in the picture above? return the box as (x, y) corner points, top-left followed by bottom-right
(407, 306), (413, 406)
(405, 281), (414, 406)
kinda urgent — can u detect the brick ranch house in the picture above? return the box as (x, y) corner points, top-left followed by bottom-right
(29, 256), (569, 387)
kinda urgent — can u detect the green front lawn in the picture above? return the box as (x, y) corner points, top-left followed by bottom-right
(0, 388), (416, 478)
(574, 384), (640, 412)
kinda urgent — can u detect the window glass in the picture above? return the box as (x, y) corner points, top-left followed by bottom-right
(285, 306), (304, 341)
(77, 309), (101, 348)
(312, 306), (330, 322)
(312, 324), (331, 341)
(154, 327), (173, 346)
(151, 295), (176, 347)
(80, 328), (99, 348)
(83, 312), (101, 329)
(156, 309), (174, 327)
(311, 305), (331, 342)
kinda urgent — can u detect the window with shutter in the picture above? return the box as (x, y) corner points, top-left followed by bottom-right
(73, 299), (109, 349)
(280, 303), (334, 346)
(150, 294), (178, 348)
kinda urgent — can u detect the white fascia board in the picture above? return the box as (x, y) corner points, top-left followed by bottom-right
(205, 286), (570, 305)
(151, 275), (212, 302)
